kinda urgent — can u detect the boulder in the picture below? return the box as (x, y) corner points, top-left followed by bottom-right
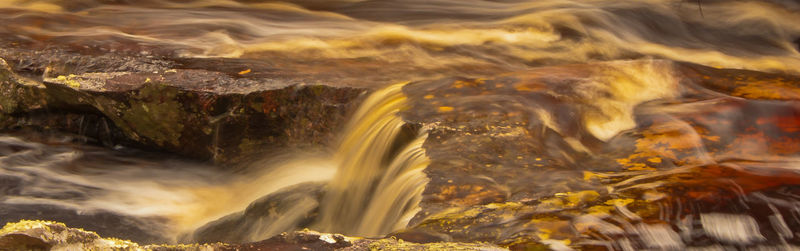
(191, 182), (327, 244)
(0, 48), (367, 163)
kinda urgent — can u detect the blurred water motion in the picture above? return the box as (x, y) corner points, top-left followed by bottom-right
(0, 133), (336, 243)
(1, 0), (800, 249)
(399, 60), (800, 249)
(1, 0), (799, 73)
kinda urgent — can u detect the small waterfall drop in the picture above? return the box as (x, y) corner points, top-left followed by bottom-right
(190, 82), (430, 242)
(314, 82), (430, 237)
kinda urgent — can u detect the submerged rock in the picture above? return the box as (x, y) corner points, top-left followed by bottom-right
(399, 59), (800, 249)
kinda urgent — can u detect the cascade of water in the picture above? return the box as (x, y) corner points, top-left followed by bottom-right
(314, 83), (430, 237)
(190, 82), (430, 242)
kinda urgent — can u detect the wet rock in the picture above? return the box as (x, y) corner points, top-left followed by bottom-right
(396, 179), (800, 249)
(239, 231), (509, 251)
(401, 60), (656, 218)
(1, 220), (506, 251)
(676, 61), (800, 100)
(0, 51), (366, 163)
(0, 203), (170, 244)
(0, 220), (229, 250)
(192, 182), (327, 244)
(398, 59), (800, 249)
(401, 60), (800, 217)
(794, 37), (800, 52)
(0, 233), (51, 251)
(232, 230), (355, 251)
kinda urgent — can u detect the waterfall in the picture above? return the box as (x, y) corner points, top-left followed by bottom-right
(190, 82), (430, 242)
(314, 82), (430, 237)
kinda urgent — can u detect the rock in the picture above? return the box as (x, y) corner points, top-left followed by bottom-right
(0, 203), (170, 245)
(400, 59), (800, 211)
(232, 230), (356, 251)
(395, 171), (800, 249)
(675, 61), (800, 100)
(0, 220), (229, 251)
(191, 182), (327, 244)
(0, 48), (367, 163)
(398, 59), (800, 249)
(0, 220), (507, 251)
(794, 37), (800, 52)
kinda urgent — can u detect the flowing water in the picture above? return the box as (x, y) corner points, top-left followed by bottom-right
(2, 0), (800, 249)
(0, 83), (428, 244)
(313, 83), (428, 237)
(188, 83), (429, 243)
(2, 0), (799, 74)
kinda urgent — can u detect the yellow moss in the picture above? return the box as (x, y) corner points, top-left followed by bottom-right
(1, 220), (139, 249)
(102, 237), (139, 248)
(438, 106), (454, 112)
(586, 205), (615, 215)
(452, 80), (467, 88)
(430, 207), (483, 222)
(484, 201), (523, 209)
(1, 220), (239, 250)
(55, 74), (81, 88)
(368, 238), (506, 251)
(553, 190), (600, 207)
(535, 229), (551, 240)
(604, 198), (634, 207)
(626, 163), (655, 171)
(647, 157), (662, 163)
(0, 220), (55, 235)
(583, 171), (608, 182)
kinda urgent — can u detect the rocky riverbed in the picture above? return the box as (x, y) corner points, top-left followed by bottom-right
(2, 0), (800, 250)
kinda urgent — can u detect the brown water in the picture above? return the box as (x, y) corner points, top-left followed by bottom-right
(2, 0), (800, 249)
(2, 0), (799, 73)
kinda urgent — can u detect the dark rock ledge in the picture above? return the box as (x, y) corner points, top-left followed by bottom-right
(0, 54), (366, 163)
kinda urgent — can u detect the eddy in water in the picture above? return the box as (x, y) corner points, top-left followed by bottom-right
(1, 0), (800, 250)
